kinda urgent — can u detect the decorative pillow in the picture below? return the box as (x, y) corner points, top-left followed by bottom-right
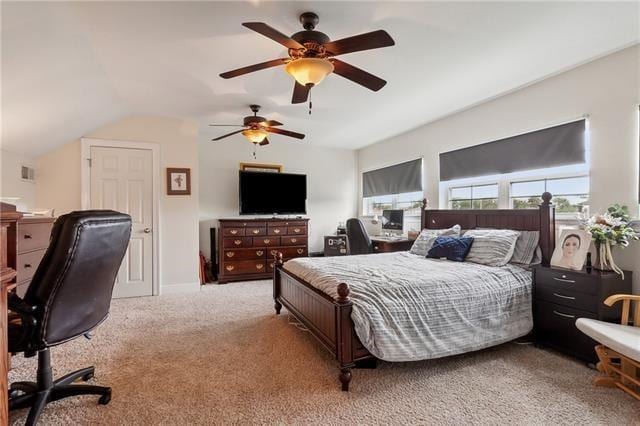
(510, 230), (540, 265)
(427, 236), (474, 262)
(464, 229), (520, 267)
(409, 225), (461, 256)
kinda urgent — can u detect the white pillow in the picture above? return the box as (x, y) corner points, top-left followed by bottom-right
(510, 230), (540, 265)
(464, 229), (520, 267)
(410, 225), (461, 256)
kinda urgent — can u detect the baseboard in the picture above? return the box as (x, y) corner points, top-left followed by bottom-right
(161, 281), (201, 295)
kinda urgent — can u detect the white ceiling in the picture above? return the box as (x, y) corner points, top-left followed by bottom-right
(2, 1), (639, 156)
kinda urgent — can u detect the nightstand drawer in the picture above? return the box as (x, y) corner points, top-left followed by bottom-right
(535, 267), (598, 296)
(535, 282), (597, 312)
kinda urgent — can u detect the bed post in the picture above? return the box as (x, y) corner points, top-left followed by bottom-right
(273, 252), (283, 314)
(336, 283), (355, 391)
(420, 198), (427, 229)
(538, 192), (555, 266)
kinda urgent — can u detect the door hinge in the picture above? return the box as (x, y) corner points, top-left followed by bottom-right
(87, 158), (92, 167)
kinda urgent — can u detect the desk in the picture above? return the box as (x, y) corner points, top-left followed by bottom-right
(371, 237), (414, 253)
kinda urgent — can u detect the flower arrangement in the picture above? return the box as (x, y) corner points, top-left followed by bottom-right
(580, 204), (639, 277)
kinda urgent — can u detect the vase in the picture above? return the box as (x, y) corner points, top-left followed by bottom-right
(593, 242), (614, 272)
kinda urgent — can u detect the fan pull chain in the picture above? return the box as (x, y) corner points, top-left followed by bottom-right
(253, 143), (257, 159)
(308, 90), (312, 115)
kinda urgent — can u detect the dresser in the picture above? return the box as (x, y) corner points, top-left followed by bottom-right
(218, 218), (310, 283)
(533, 265), (632, 363)
(371, 237), (415, 253)
(9, 217), (55, 297)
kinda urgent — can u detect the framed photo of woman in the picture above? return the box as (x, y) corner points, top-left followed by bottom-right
(551, 229), (592, 270)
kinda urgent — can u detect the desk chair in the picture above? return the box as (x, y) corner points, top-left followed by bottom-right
(8, 211), (131, 425)
(346, 218), (373, 255)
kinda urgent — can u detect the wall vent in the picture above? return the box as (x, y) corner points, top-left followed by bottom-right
(21, 165), (35, 182)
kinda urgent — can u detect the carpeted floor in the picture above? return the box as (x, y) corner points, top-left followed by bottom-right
(8, 280), (640, 425)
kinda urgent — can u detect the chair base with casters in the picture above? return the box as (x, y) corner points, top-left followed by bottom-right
(576, 294), (640, 401)
(9, 348), (111, 425)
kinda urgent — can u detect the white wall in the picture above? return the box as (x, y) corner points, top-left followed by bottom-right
(36, 116), (200, 293)
(0, 150), (36, 211)
(358, 45), (640, 293)
(199, 139), (357, 259)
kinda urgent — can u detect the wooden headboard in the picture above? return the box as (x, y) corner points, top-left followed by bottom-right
(421, 192), (556, 265)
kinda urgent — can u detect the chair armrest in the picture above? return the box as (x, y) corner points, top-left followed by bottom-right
(604, 294), (640, 307)
(8, 292), (37, 316)
(7, 293), (38, 353)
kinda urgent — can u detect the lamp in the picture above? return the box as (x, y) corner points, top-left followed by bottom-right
(285, 58), (334, 87)
(242, 129), (267, 144)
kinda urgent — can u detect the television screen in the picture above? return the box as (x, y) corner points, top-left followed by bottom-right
(239, 171), (307, 215)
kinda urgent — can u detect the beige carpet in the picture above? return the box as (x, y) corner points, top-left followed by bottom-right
(8, 280), (640, 425)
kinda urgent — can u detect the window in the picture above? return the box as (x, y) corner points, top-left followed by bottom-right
(363, 191), (423, 216)
(510, 176), (589, 214)
(449, 184), (499, 209)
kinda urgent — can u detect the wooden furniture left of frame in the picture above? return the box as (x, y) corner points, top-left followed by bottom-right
(239, 162), (282, 173)
(166, 167), (191, 195)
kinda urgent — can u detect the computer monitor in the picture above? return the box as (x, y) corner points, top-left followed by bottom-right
(382, 209), (403, 231)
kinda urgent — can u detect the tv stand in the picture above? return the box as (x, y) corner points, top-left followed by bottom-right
(218, 218), (309, 283)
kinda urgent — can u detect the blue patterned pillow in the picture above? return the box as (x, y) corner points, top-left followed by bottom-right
(426, 236), (474, 262)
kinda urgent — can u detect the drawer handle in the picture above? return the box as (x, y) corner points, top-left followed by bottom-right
(553, 310), (575, 319)
(230, 230), (238, 235)
(226, 265), (235, 271)
(297, 249), (303, 254)
(552, 277), (575, 284)
(24, 234), (32, 239)
(256, 264), (264, 270)
(293, 228), (301, 233)
(24, 263), (32, 268)
(226, 252), (235, 258)
(252, 229), (260, 234)
(256, 250), (264, 256)
(553, 292), (576, 300)
(290, 238), (297, 243)
(264, 239), (271, 244)
(274, 229), (281, 234)
(234, 240), (242, 246)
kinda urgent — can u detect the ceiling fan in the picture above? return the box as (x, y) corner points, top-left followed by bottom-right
(210, 104), (305, 147)
(220, 12), (395, 106)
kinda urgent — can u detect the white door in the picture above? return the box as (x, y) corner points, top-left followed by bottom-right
(90, 146), (154, 298)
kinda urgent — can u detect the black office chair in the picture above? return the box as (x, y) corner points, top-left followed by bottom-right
(346, 218), (373, 255)
(8, 210), (131, 425)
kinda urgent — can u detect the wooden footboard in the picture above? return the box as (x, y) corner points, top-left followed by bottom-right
(273, 254), (373, 391)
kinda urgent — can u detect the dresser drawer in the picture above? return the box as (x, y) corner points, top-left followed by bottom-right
(535, 267), (598, 296)
(535, 282), (597, 312)
(222, 227), (245, 237)
(281, 236), (307, 246)
(254, 237), (280, 246)
(246, 227), (266, 237)
(223, 248), (266, 261)
(16, 249), (46, 282)
(222, 221), (266, 228)
(266, 247), (307, 258)
(222, 237), (253, 248)
(268, 226), (287, 236)
(17, 222), (51, 253)
(16, 280), (30, 298)
(222, 260), (266, 275)
(287, 226), (307, 236)
(534, 299), (598, 362)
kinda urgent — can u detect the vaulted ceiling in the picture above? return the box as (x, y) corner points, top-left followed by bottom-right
(2, 1), (638, 156)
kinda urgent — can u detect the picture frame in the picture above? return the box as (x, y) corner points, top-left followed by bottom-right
(240, 162), (282, 173)
(551, 229), (592, 271)
(166, 167), (191, 195)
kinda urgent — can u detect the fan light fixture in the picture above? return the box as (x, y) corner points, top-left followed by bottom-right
(242, 129), (267, 143)
(285, 58), (334, 87)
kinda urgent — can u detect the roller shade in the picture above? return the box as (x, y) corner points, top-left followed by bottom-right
(439, 119), (586, 181)
(363, 159), (422, 197)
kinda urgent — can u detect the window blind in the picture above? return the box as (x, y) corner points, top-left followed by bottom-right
(439, 119), (586, 182)
(363, 158), (422, 197)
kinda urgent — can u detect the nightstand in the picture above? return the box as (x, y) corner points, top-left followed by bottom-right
(371, 237), (415, 253)
(532, 265), (632, 363)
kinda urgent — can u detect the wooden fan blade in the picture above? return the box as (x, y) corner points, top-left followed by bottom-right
(259, 138), (270, 146)
(242, 22), (305, 50)
(212, 129), (245, 141)
(220, 58), (287, 79)
(265, 127), (305, 140)
(260, 120), (283, 127)
(323, 30), (395, 56)
(331, 59), (387, 91)
(291, 82), (310, 104)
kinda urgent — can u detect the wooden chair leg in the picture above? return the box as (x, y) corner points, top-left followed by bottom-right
(593, 345), (640, 400)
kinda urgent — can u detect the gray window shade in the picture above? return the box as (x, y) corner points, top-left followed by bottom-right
(363, 159), (422, 197)
(440, 119), (586, 181)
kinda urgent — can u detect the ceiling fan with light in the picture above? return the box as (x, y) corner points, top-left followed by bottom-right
(220, 12), (395, 109)
(210, 104), (305, 148)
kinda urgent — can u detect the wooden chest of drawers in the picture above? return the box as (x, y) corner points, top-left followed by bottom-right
(8, 217), (55, 297)
(533, 265), (632, 363)
(218, 218), (309, 283)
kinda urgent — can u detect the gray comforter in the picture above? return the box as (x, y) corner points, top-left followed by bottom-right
(283, 252), (533, 362)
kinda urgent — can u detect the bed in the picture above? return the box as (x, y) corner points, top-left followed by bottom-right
(273, 193), (556, 391)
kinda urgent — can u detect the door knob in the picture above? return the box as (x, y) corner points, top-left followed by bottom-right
(143, 228), (151, 233)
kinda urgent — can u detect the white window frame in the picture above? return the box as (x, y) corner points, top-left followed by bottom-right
(448, 182), (500, 210)
(362, 191), (424, 217)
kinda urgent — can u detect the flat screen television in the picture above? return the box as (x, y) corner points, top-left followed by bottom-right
(239, 171), (307, 215)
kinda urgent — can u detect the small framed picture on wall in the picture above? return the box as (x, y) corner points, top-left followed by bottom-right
(166, 167), (191, 195)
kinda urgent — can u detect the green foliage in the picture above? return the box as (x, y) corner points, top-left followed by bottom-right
(607, 204), (631, 222)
